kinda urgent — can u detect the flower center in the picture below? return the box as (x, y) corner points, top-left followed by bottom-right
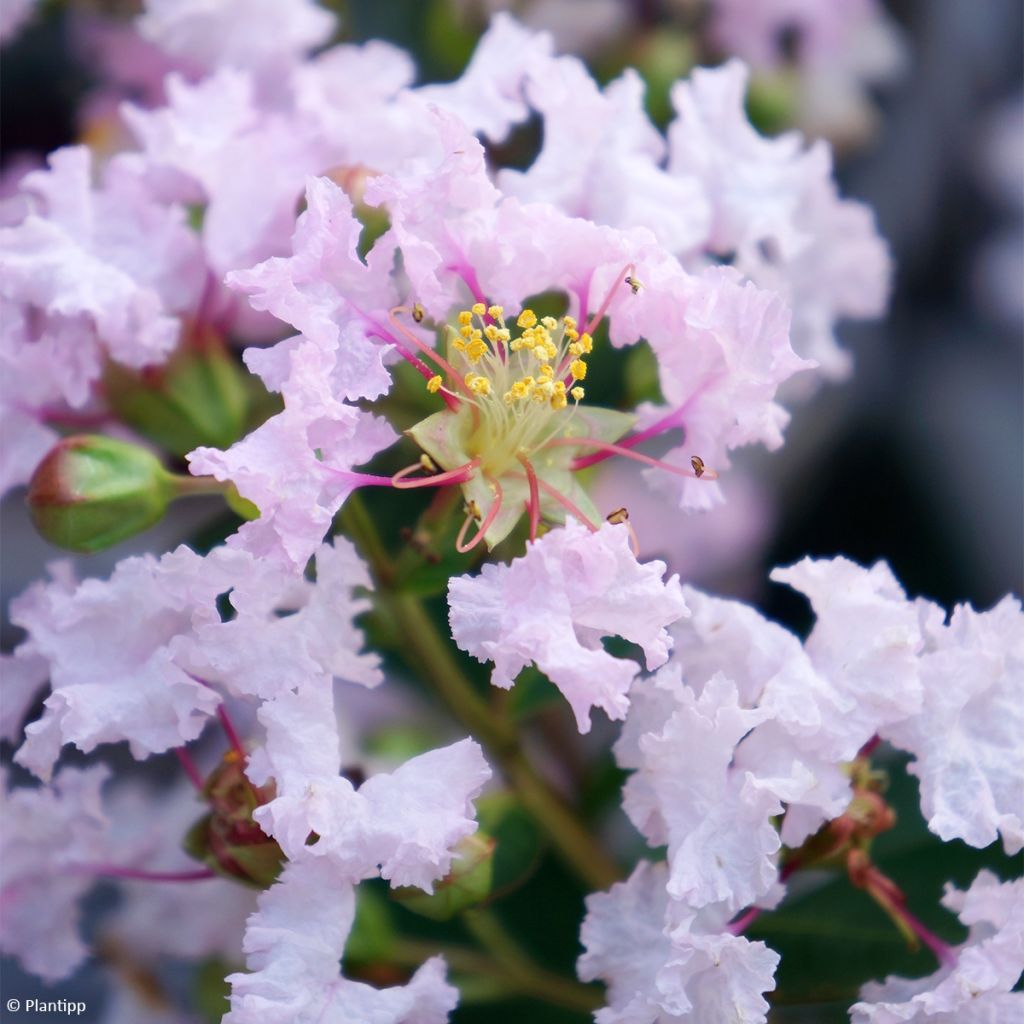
(427, 304), (590, 478)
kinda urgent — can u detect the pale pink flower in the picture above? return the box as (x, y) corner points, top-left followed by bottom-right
(136, 0), (335, 79)
(497, 57), (711, 253)
(578, 860), (779, 1024)
(121, 69), (330, 276)
(12, 539), (379, 779)
(448, 519), (687, 732)
(250, 681), (491, 891)
(851, 871), (1024, 1023)
(0, 765), (112, 981)
(667, 60), (890, 377)
(0, 147), (204, 489)
(225, 856), (459, 1024)
(419, 13), (555, 143)
(616, 670), (784, 912)
(770, 556), (925, 754)
(882, 597), (1024, 854)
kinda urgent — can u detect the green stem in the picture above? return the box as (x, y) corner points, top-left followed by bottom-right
(391, 937), (602, 1013)
(338, 497), (621, 892)
(166, 473), (229, 499)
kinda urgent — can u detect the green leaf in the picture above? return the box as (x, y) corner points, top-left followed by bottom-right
(193, 958), (232, 1024)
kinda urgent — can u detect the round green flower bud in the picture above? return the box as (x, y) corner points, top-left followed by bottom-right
(27, 435), (176, 553)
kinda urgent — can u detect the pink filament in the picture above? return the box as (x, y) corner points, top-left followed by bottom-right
(218, 706), (246, 761)
(455, 478), (504, 553)
(544, 436), (718, 481)
(571, 404), (690, 471)
(322, 467), (398, 488)
(74, 865), (217, 883)
(584, 262), (635, 338)
(388, 308), (474, 403)
(518, 455), (541, 542)
(899, 905), (958, 968)
(174, 748), (204, 792)
(533, 476), (601, 531)
(392, 458), (480, 490)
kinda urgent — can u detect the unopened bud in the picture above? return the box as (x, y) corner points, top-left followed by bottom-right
(28, 435), (175, 553)
(184, 755), (284, 889)
(391, 832), (495, 920)
(104, 325), (249, 457)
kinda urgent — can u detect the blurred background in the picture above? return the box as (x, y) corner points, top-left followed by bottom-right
(1, 1), (1021, 1022)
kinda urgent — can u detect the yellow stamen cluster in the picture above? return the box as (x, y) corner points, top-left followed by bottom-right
(424, 304), (594, 475)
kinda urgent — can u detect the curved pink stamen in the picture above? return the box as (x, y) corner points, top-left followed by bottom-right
(388, 308), (474, 402)
(322, 468), (399, 488)
(544, 436), (718, 481)
(532, 476), (601, 531)
(584, 262), (635, 338)
(391, 458), (480, 490)
(518, 455), (541, 542)
(571, 405), (690, 471)
(455, 478), (503, 553)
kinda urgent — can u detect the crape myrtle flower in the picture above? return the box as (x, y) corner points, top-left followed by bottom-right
(448, 519), (688, 733)
(480, 22), (890, 379)
(706, 0), (907, 144)
(201, 99), (806, 569)
(850, 872), (1024, 1024)
(135, 0), (336, 83)
(666, 60), (892, 378)
(0, 765), (113, 981)
(581, 558), (1022, 1021)
(225, 856), (459, 1024)
(0, 147), (204, 493)
(578, 860), (780, 1024)
(9, 537), (380, 781)
(613, 555), (1021, 928)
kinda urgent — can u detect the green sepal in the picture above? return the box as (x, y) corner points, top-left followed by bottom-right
(104, 330), (249, 457)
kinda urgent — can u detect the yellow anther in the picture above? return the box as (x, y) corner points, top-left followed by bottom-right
(496, 328), (511, 343)
(565, 327), (579, 342)
(551, 391), (568, 409)
(459, 324), (474, 339)
(539, 363), (554, 381)
(487, 305), (504, 319)
(568, 342), (583, 357)
(517, 309), (537, 329)
(466, 338), (488, 362)
(426, 374), (443, 393)
(471, 302), (486, 316)
(570, 359), (588, 381)
(412, 303), (425, 323)
(564, 315), (577, 329)
(541, 315), (557, 330)
(625, 275), (642, 294)
(458, 310), (473, 326)
(467, 375), (491, 395)
(579, 333), (593, 353)
(571, 386), (584, 401)
(484, 324), (499, 342)
(419, 453), (437, 472)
